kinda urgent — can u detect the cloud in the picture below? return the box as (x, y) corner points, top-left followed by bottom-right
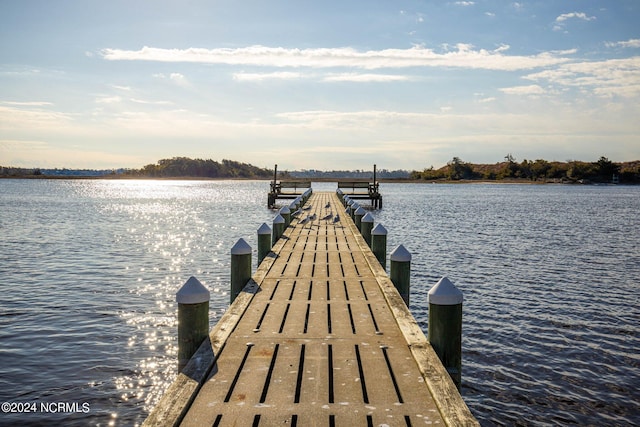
(95, 95), (122, 104)
(323, 73), (410, 82)
(1, 101), (53, 106)
(232, 71), (302, 82)
(555, 12), (596, 22)
(523, 56), (640, 98)
(153, 72), (190, 87)
(499, 85), (546, 95)
(102, 44), (572, 71)
(454, 1), (474, 6)
(606, 39), (640, 49)
(554, 12), (596, 31)
(130, 98), (174, 105)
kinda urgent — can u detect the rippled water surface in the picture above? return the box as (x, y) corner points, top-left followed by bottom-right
(0, 180), (638, 426)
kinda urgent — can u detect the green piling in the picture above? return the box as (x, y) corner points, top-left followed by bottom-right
(230, 238), (252, 304)
(371, 223), (387, 269)
(360, 212), (374, 246)
(257, 223), (271, 265)
(176, 276), (210, 372)
(390, 244), (411, 306)
(354, 206), (366, 230)
(279, 206), (291, 228)
(428, 277), (463, 390)
(272, 214), (285, 243)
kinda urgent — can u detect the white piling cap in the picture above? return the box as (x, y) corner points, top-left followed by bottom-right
(361, 212), (374, 223)
(279, 206), (290, 214)
(390, 244), (411, 262)
(273, 214), (285, 224)
(355, 206), (366, 215)
(428, 276), (463, 305)
(371, 223), (387, 235)
(257, 222), (271, 235)
(176, 276), (210, 304)
(231, 238), (252, 255)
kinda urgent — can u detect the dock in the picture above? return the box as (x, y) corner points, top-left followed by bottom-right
(144, 191), (478, 426)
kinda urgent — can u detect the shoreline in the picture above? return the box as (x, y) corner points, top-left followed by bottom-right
(1, 175), (633, 185)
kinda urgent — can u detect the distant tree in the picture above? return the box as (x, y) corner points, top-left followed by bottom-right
(594, 156), (619, 181)
(447, 157), (476, 180)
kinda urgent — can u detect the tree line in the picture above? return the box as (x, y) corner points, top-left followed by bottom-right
(124, 157), (273, 178)
(411, 156), (640, 184)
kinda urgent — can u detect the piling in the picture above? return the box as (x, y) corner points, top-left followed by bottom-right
(390, 244), (411, 306)
(272, 214), (285, 243)
(349, 201), (358, 221)
(279, 206), (291, 228)
(230, 238), (252, 304)
(354, 206), (366, 229)
(257, 223), (271, 265)
(360, 212), (374, 246)
(428, 277), (463, 390)
(371, 223), (387, 269)
(176, 276), (210, 373)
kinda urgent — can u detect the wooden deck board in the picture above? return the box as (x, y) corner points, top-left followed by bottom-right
(146, 191), (477, 427)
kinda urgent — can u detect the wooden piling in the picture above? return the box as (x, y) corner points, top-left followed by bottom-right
(176, 276), (210, 373)
(360, 212), (374, 246)
(371, 223), (387, 270)
(390, 244), (411, 306)
(230, 238), (251, 304)
(354, 206), (366, 230)
(257, 223), (271, 265)
(428, 277), (464, 390)
(272, 214), (285, 243)
(279, 206), (291, 228)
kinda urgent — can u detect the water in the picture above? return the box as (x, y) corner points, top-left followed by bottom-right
(0, 179), (638, 426)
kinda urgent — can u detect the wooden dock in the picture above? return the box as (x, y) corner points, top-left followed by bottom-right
(144, 191), (478, 426)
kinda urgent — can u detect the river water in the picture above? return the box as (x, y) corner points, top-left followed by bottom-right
(0, 179), (638, 426)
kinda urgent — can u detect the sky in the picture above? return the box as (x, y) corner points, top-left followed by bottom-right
(1, 0), (639, 171)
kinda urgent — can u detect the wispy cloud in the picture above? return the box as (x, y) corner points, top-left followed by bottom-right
(102, 45), (572, 71)
(499, 85), (546, 96)
(153, 72), (190, 87)
(554, 11), (596, 31)
(232, 71), (302, 82)
(1, 101), (53, 106)
(323, 73), (410, 82)
(454, 1), (474, 6)
(606, 39), (640, 49)
(555, 12), (596, 22)
(523, 56), (640, 98)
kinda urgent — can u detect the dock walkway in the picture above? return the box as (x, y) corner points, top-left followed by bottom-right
(145, 191), (477, 426)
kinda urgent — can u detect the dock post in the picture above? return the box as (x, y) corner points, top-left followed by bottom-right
(350, 202), (358, 221)
(428, 277), (463, 390)
(360, 212), (374, 246)
(230, 238), (252, 304)
(371, 223), (387, 269)
(176, 276), (210, 372)
(279, 206), (291, 228)
(272, 214), (285, 243)
(390, 244), (411, 306)
(354, 206), (366, 230)
(257, 223), (272, 264)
